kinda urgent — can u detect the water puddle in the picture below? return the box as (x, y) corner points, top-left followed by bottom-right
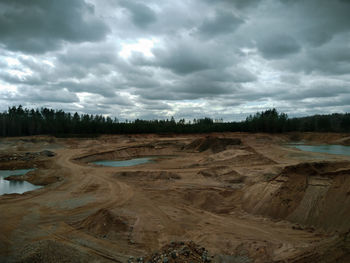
(0, 169), (42, 195)
(289, 144), (350, 156)
(92, 157), (154, 167)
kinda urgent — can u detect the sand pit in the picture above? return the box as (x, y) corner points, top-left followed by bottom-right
(1, 133), (350, 262)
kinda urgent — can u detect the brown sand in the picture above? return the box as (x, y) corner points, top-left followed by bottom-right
(0, 133), (350, 262)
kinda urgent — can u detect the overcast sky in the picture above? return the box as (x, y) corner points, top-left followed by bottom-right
(1, 0), (350, 121)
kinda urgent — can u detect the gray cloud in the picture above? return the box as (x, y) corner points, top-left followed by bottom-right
(120, 1), (157, 28)
(1, 0), (350, 120)
(279, 74), (300, 85)
(205, 0), (262, 9)
(257, 34), (301, 59)
(280, 0), (350, 46)
(198, 10), (244, 38)
(274, 33), (350, 75)
(154, 46), (210, 75)
(0, 0), (109, 53)
(3, 86), (79, 104)
(278, 83), (349, 100)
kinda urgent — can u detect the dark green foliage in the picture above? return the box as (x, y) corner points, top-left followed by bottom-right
(0, 106), (349, 137)
(244, 108), (288, 133)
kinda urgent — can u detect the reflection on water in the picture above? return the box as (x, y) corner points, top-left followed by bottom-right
(290, 144), (350, 156)
(0, 169), (42, 195)
(92, 157), (154, 167)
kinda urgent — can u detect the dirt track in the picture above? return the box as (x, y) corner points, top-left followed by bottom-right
(1, 133), (350, 262)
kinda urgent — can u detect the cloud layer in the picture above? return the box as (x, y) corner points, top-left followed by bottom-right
(1, 0), (350, 120)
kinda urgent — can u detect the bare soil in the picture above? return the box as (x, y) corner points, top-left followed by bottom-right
(1, 133), (350, 262)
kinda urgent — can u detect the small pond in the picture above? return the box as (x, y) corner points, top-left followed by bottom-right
(92, 157), (155, 167)
(289, 144), (350, 156)
(0, 169), (42, 195)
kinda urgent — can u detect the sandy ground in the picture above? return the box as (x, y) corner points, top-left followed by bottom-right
(0, 133), (350, 262)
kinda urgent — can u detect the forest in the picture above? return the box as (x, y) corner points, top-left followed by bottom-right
(1, 106), (350, 137)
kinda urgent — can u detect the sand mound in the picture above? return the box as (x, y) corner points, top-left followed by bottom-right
(242, 161), (350, 232)
(140, 241), (212, 263)
(73, 208), (128, 239)
(337, 137), (350, 146)
(199, 166), (245, 184)
(203, 151), (276, 167)
(204, 149), (251, 163)
(184, 136), (241, 153)
(280, 161), (350, 176)
(116, 171), (181, 180)
(182, 188), (237, 214)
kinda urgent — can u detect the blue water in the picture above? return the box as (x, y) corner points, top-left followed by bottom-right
(93, 157), (154, 167)
(0, 169), (42, 195)
(290, 144), (350, 156)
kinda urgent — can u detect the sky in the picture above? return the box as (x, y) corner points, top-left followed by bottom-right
(0, 0), (350, 121)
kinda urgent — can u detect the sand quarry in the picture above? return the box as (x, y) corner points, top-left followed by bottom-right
(1, 133), (350, 262)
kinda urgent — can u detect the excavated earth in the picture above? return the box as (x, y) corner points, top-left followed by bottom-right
(1, 133), (350, 262)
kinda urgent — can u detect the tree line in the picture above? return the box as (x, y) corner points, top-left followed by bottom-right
(1, 106), (350, 137)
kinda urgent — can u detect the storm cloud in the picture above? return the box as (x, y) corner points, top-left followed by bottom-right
(0, 0), (109, 53)
(1, 0), (350, 120)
